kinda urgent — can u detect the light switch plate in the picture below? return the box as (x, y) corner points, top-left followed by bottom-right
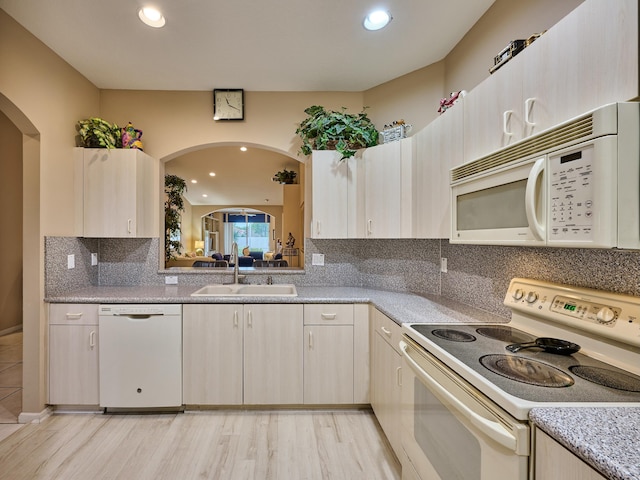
(441, 257), (448, 273)
(91, 253), (98, 266)
(67, 254), (75, 269)
(312, 253), (325, 266)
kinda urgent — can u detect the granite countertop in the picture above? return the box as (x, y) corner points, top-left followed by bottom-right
(530, 407), (640, 480)
(45, 285), (506, 326)
(46, 284), (640, 476)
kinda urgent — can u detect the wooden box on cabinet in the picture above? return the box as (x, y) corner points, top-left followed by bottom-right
(74, 148), (160, 237)
(48, 304), (99, 405)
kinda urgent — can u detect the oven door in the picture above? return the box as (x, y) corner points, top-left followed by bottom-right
(451, 156), (546, 246)
(400, 337), (530, 480)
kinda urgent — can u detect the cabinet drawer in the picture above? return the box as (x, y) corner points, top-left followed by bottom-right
(372, 308), (402, 354)
(304, 304), (354, 325)
(49, 304), (98, 325)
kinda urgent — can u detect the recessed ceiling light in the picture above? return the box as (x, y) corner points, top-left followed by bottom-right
(202, 194), (208, 198)
(240, 146), (247, 152)
(209, 172), (216, 177)
(138, 7), (166, 28)
(363, 10), (392, 31)
(191, 179), (197, 184)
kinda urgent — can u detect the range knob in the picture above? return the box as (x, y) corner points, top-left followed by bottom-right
(596, 307), (616, 324)
(525, 291), (539, 304)
(513, 288), (525, 301)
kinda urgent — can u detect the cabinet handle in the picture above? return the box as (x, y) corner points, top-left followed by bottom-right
(309, 331), (313, 348)
(127, 219), (132, 234)
(247, 310), (252, 327)
(524, 97), (536, 126)
(381, 326), (392, 337)
(396, 366), (402, 387)
(89, 330), (96, 349)
(233, 310), (238, 327)
(316, 221), (321, 236)
(65, 312), (83, 320)
(503, 110), (514, 136)
(320, 313), (337, 320)
(367, 219), (373, 235)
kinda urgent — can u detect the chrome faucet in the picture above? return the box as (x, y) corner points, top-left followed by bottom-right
(231, 242), (245, 284)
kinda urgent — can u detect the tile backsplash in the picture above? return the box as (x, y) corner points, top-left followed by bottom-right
(45, 236), (640, 319)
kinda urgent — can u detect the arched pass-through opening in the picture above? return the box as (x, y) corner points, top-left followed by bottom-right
(162, 142), (305, 269)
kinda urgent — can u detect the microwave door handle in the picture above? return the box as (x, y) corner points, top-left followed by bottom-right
(525, 157), (545, 241)
(400, 341), (518, 452)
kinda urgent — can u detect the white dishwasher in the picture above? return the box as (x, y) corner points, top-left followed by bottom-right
(99, 304), (182, 409)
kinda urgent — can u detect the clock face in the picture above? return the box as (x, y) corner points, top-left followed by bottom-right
(213, 89), (244, 120)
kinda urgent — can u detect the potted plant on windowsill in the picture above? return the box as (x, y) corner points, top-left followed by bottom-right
(272, 168), (297, 184)
(295, 105), (379, 160)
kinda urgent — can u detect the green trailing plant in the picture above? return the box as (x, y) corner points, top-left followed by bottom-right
(76, 117), (122, 149)
(272, 168), (297, 184)
(165, 174), (187, 262)
(295, 105), (379, 160)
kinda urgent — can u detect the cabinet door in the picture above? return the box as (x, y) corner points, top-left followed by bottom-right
(243, 304), (303, 404)
(535, 429), (606, 480)
(310, 150), (357, 238)
(362, 138), (413, 238)
(523, 0), (638, 133)
(463, 59), (524, 162)
(371, 330), (402, 457)
(49, 325), (99, 405)
(304, 325), (354, 404)
(182, 304), (243, 405)
(414, 104), (463, 239)
(79, 148), (159, 237)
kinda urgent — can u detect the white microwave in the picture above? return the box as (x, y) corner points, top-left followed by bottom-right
(450, 102), (640, 249)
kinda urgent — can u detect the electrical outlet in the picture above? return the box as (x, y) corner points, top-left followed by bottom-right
(440, 257), (448, 273)
(91, 253), (98, 266)
(165, 276), (178, 285)
(67, 254), (75, 269)
(312, 253), (325, 266)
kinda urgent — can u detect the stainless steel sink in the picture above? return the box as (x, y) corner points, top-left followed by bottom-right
(191, 284), (298, 297)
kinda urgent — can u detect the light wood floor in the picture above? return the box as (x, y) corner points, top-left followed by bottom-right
(0, 409), (401, 480)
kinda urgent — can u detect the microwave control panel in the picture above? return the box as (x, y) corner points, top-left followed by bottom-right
(548, 144), (594, 241)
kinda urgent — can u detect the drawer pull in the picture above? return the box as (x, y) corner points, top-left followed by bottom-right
(320, 313), (337, 320)
(381, 326), (392, 337)
(65, 313), (83, 320)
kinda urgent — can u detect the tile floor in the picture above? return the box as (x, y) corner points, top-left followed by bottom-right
(0, 331), (22, 424)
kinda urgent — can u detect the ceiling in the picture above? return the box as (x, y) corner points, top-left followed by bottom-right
(0, 0), (495, 92)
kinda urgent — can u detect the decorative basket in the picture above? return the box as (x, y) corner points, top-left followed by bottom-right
(381, 125), (411, 144)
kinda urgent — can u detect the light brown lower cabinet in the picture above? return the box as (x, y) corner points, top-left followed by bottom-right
(48, 304), (99, 405)
(535, 428), (606, 480)
(370, 308), (403, 457)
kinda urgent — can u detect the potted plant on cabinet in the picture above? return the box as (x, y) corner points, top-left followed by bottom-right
(295, 105), (379, 160)
(76, 117), (122, 149)
(272, 168), (297, 184)
(165, 174), (187, 262)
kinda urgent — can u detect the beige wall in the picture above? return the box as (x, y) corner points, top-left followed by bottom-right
(0, 9), (100, 415)
(0, 111), (23, 333)
(99, 90), (365, 161)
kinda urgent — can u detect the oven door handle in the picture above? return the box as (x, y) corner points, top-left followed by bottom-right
(400, 341), (518, 452)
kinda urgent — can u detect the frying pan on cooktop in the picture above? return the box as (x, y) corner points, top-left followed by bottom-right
(505, 337), (581, 355)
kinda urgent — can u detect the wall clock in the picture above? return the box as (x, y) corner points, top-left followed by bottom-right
(213, 88), (244, 120)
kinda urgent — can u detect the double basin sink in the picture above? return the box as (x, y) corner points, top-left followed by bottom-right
(191, 284), (298, 297)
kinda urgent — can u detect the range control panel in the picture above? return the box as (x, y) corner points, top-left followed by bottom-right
(505, 278), (640, 348)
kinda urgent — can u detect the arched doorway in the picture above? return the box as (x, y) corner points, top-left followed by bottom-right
(0, 93), (43, 422)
